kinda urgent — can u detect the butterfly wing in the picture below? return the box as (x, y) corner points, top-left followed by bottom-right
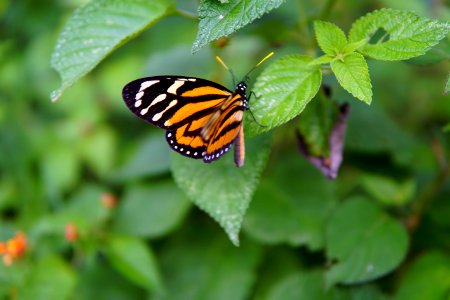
(202, 93), (246, 164)
(122, 76), (233, 159)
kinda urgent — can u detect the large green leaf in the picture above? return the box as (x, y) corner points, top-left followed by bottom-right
(50, 0), (171, 101)
(171, 133), (271, 246)
(266, 271), (339, 300)
(314, 20), (347, 55)
(154, 225), (262, 300)
(325, 196), (409, 286)
(394, 252), (450, 300)
(112, 133), (171, 181)
(243, 156), (336, 250)
(248, 55), (322, 136)
(361, 173), (415, 206)
(330, 52), (372, 103)
(106, 235), (163, 293)
(114, 182), (191, 238)
(192, 0), (284, 52)
(19, 256), (76, 300)
(266, 271), (388, 300)
(349, 8), (450, 61)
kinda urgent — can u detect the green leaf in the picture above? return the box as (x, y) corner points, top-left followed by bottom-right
(361, 173), (416, 206)
(297, 94), (338, 157)
(342, 38), (369, 54)
(394, 252), (450, 300)
(112, 133), (171, 181)
(325, 196), (409, 286)
(345, 101), (418, 165)
(348, 8), (450, 61)
(308, 54), (334, 66)
(40, 144), (80, 197)
(76, 262), (144, 300)
(331, 52), (372, 103)
(156, 225), (262, 300)
(106, 235), (163, 293)
(314, 20), (347, 55)
(243, 156), (336, 250)
(171, 133), (271, 246)
(192, 0), (284, 52)
(20, 256), (76, 300)
(266, 271), (339, 300)
(50, 0), (171, 101)
(407, 38), (450, 65)
(267, 271), (388, 300)
(80, 126), (116, 177)
(248, 55), (322, 136)
(114, 182), (191, 239)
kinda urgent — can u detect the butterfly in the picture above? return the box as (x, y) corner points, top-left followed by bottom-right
(121, 52), (273, 167)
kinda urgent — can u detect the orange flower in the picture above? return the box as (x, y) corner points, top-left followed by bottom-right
(65, 223), (78, 242)
(0, 232), (27, 266)
(100, 192), (117, 209)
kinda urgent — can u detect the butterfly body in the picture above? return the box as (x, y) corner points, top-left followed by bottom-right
(122, 76), (248, 166)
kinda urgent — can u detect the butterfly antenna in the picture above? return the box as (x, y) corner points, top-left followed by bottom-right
(243, 52), (274, 82)
(216, 55), (237, 86)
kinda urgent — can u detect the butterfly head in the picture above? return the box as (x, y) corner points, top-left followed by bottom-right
(236, 81), (247, 93)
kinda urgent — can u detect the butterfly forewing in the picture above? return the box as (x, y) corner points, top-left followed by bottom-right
(122, 76), (232, 129)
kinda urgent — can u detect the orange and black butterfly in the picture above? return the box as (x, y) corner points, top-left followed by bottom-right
(122, 53), (273, 167)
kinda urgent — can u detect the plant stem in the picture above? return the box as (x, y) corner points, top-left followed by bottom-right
(320, 0), (337, 20)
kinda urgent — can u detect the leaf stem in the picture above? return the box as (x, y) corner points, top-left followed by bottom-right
(406, 141), (450, 232)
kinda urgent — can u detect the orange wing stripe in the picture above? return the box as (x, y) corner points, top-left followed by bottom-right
(181, 86), (231, 97)
(207, 125), (241, 153)
(169, 98), (225, 125)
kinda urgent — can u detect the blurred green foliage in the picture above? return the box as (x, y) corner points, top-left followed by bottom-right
(1, 0), (450, 299)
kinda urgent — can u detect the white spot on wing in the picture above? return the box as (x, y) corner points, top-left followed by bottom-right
(135, 91), (144, 100)
(139, 80), (159, 91)
(135, 100), (142, 107)
(151, 100), (177, 121)
(149, 93), (167, 107)
(167, 80), (185, 94)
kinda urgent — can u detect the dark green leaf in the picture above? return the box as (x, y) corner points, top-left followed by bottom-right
(114, 182), (191, 238)
(51, 0), (171, 101)
(394, 252), (450, 300)
(325, 196), (409, 286)
(155, 226), (262, 300)
(192, 0), (284, 52)
(361, 173), (415, 206)
(243, 156), (336, 250)
(171, 134), (271, 245)
(112, 133), (171, 181)
(266, 271), (342, 300)
(248, 55), (322, 136)
(106, 235), (163, 293)
(20, 256), (76, 300)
